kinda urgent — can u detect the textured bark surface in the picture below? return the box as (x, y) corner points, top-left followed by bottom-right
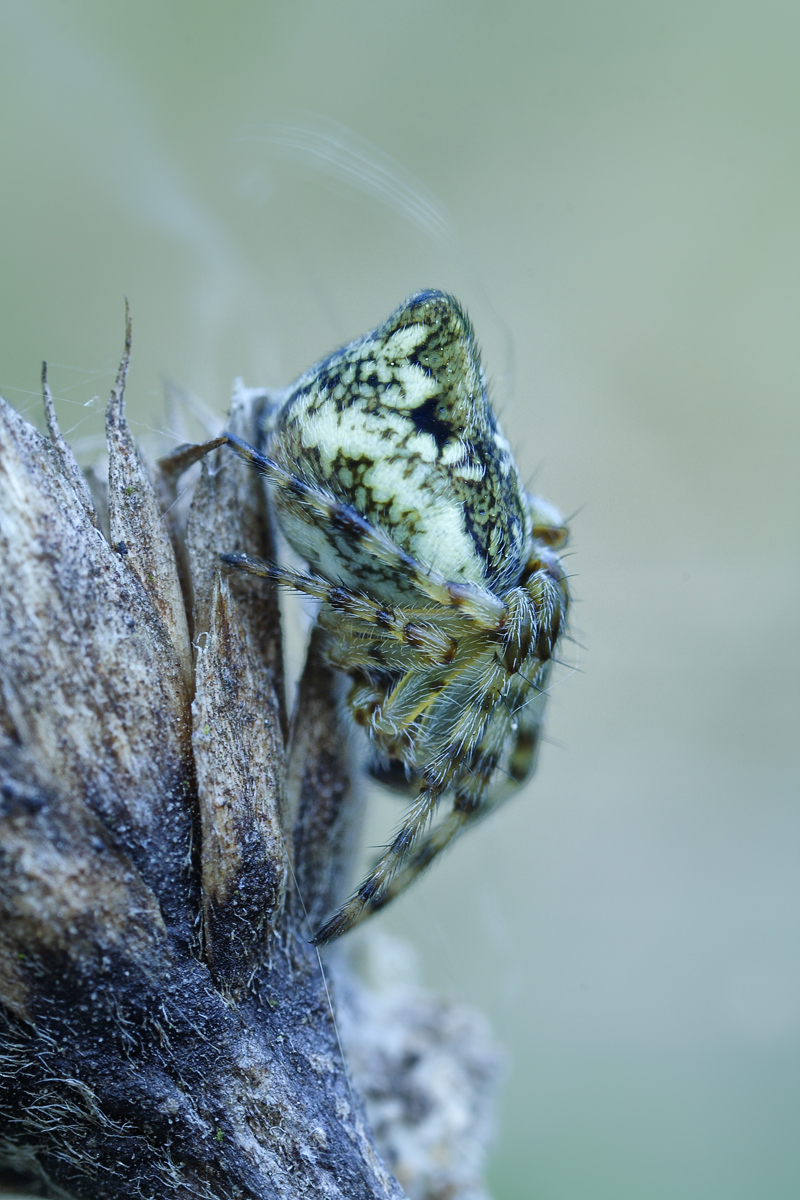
(0, 339), (498, 1200)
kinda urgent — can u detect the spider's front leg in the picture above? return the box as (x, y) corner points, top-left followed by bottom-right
(312, 780), (447, 944)
(361, 555), (571, 933)
(311, 651), (510, 943)
(312, 561), (570, 944)
(315, 682), (516, 944)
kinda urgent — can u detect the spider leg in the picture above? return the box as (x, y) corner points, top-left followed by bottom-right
(472, 576), (560, 805)
(354, 800), (493, 931)
(312, 784), (445, 944)
(473, 661), (551, 806)
(312, 659), (513, 943)
(314, 752), (505, 944)
(156, 436), (227, 477)
(347, 692), (526, 938)
(222, 553), (461, 667)
(366, 654), (484, 746)
(336, 638), (494, 768)
(517, 550), (570, 665)
(417, 654), (507, 776)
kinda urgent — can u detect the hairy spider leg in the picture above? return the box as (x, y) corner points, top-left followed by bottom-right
(315, 573), (567, 942)
(311, 653), (514, 942)
(479, 537), (569, 797)
(322, 668), (534, 944)
(502, 668), (552, 786)
(223, 548), (498, 764)
(311, 556), (567, 942)
(221, 554), (460, 667)
(315, 745), (511, 944)
(340, 801), (495, 935)
(312, 783), (446, 944)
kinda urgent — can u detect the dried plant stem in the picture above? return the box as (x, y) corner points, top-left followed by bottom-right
(0, 332), (498, 1200)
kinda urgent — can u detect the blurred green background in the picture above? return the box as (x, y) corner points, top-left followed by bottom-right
(1, 2), (798, 1197)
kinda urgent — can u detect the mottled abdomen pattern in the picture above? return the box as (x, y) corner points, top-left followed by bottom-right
(266, 291), (531, 601)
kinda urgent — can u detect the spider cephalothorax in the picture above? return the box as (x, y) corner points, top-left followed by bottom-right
(219, 291), (569, 942)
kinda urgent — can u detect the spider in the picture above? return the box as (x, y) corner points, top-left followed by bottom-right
(196, 291), (569, 943)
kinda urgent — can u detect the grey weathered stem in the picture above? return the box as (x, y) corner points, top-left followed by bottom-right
(0, 334), (498, 1200)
